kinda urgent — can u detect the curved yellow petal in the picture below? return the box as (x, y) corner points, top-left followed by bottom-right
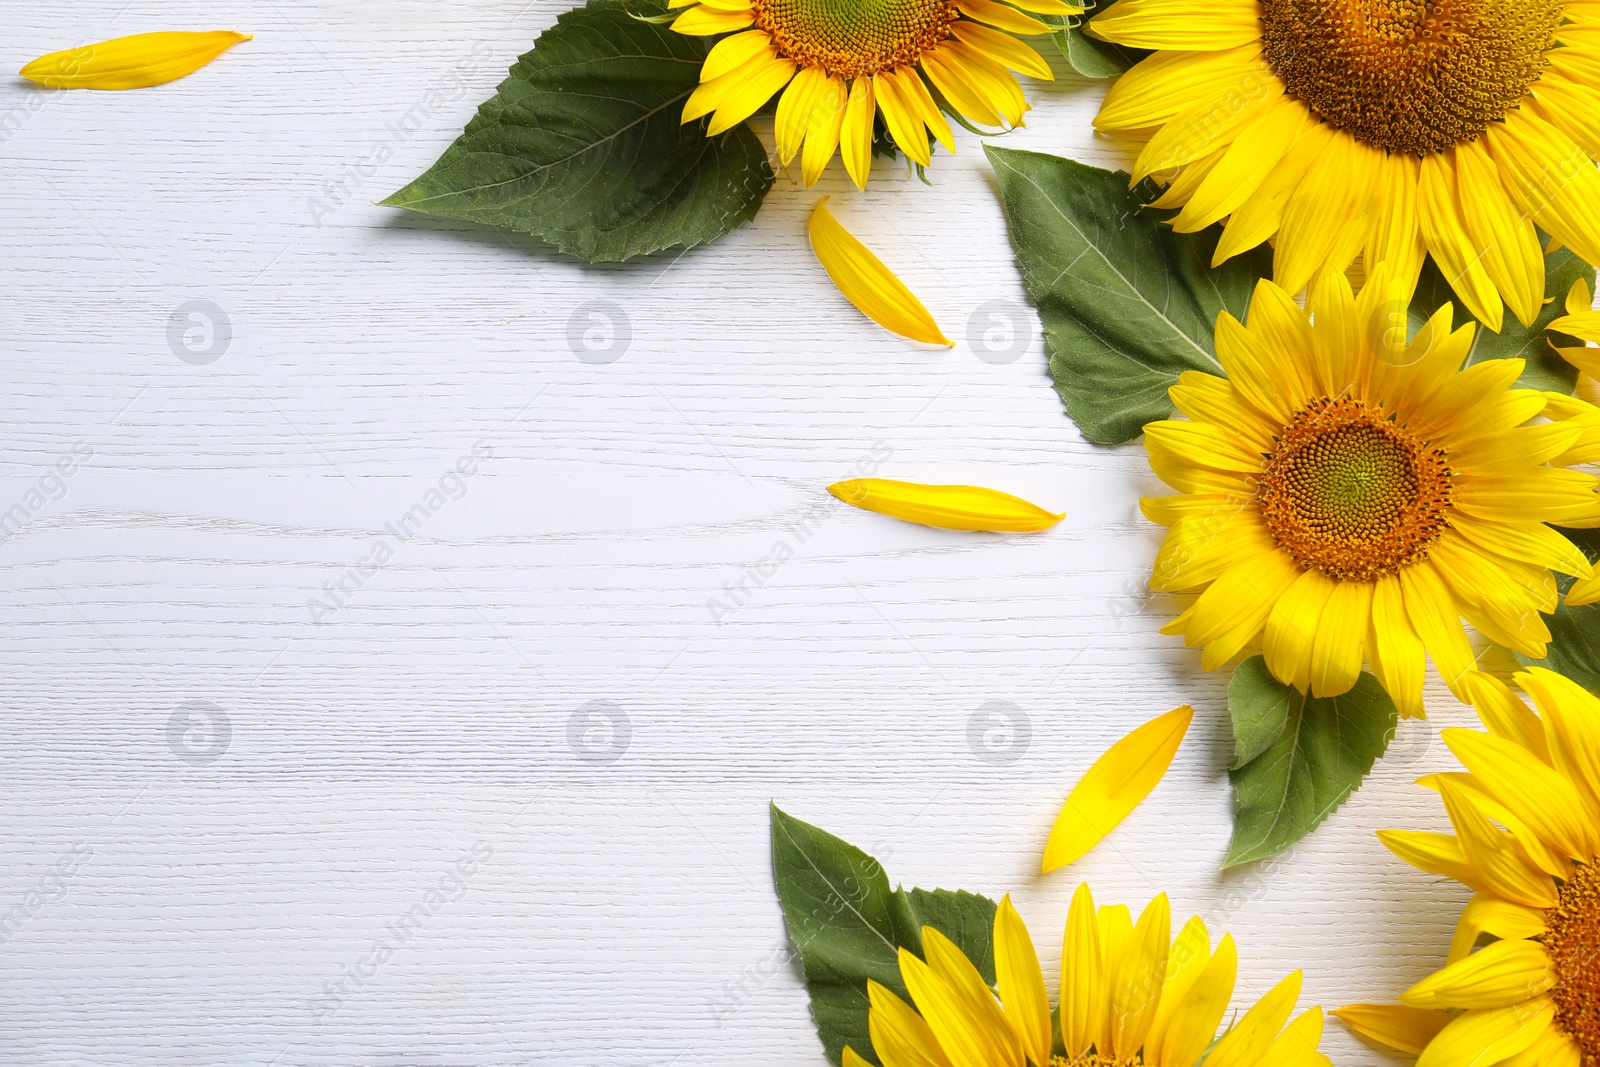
(1417, 148), (1505, 333)
(670, 4), (755, 33)
(993, 897), (1050, 1067)
(956, 0), (1053, 34)
(1442, 726), (1600, 864)
(1042, 706), (1193, 873)
(1087, 0), (1260, 49)
(829, 478), (1062, 532)
(1401, 939), (1554, 1011)
(1446, 893), (1549, 965)
(874, 70), (933, 166)
(1332, 1004), (1451, 1056)
(808, 198), (952, 346)
(1146, 916), (1211, 1059)
(1414, 998), (1554, 1067)
(21, 30), (250, 90)
(1455, 139), (1545, 330)
(948, 22), (1053, 81)
(700, 29), (770, 80)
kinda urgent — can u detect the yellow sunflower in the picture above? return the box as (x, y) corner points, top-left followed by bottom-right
(669, 0), (1078, 187)
(845, 885), (1330, 1067)
(1090, 0), (1600, 333)
(1143, 263), (1600, 717)
(1337, 668), (1600, 1067)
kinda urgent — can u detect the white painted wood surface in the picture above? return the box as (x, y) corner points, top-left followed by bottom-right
(1, 3), (1572, 1064)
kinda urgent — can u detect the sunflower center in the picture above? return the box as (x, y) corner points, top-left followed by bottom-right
(750, 0), (959, 78)
(1257, 0), (1565, 155)
(1545, 861), (1600, 1062)
(1255, 396), (1453, 582)
(1048, 1055), (1142, 1066)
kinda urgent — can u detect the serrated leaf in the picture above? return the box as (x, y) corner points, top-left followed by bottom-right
(1516, 528), (1600, 692)
(986, 146), (1273, 445)
(1409, 246), (1595, 393)
(1225, 657), (1399, 868)
(381, 0), (773, 263)
(770, 805), (997, 1066)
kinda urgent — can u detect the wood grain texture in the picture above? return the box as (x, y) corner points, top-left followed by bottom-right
(1, 2), (1589, 1064)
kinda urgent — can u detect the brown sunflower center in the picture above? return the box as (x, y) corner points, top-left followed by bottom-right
(1048, 1055), (1142, 1067)
(1545, 861), (1600, 1062)
(1257, 0), (1565, 155)
(1256, 396), (1453, 582)
(750, 0), (959, 78)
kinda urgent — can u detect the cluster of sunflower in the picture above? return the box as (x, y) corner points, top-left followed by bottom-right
(660, 0), (1600, 1064)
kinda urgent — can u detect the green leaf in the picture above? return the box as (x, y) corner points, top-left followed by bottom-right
(381, 0), (773, 263)
(1045, 3), (1146, 78)
(1408, 245), (1595, 393)
(1225, 657), (1399, 868)
(1517, 529), (1600, 692)
(986, 146), (1273, 445)
(770, 804), (997, 1066)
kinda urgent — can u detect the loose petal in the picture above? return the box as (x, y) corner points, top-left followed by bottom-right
(828, 478), (1063, 532)
(1332, 1004), (1452, 1055)
(22, 30), (250, 90)
(808, 197), (951, 345)
(1042, 706), (1194, 872)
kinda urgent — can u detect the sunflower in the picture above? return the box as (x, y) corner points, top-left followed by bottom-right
(1142, 263), (1600, 717)
(1338, 668), (1600, 1067)
(669, 0), (1077, 187)
(1089, 0), (1600, 333)
(844, 885), (1330, 1067)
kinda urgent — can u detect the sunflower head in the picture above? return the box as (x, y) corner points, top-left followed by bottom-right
(1090, 0), (1600, 335)
(670, 0), (1074, 187)
(1342, 668), (1600, 1066)
(1258, 0), (1564, 155)
(1141, 264), (1600, 715)
(845, 886), (1331, 1067)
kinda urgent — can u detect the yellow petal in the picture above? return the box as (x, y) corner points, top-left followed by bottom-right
(1159, 933), (1238, 1067)
(1205, 971), (1302, 1067)
(1264, 1007), (1327, 1067)
(829, 478), (1062, 532)
(808, 197), (952, 345)
(1447, 893), (1549, 966)
(948, 22), (1053, 81)
(1106, 893), (1169, 1057)
(1442, 727), (1600, 864)
(670, 4), (755, 33)
(1143, 917), (1210, 1053)
(801, 75), (849, 186)
(993, 896), (1050, 1067)
(867, 980), (957, 1067)
(842, 1047), (875, 1067)
(1042, 706), (1193, 873)
(1061, 884), (1104, 1059)
(1332, 1004), (1451, 1056)
(1401, 939), (1555, 1011)
(841, 80), (877, 188)
(21, 30), (250, 90)
(1415, 998), (1555, 1067)
(955, 0), (1054, 34)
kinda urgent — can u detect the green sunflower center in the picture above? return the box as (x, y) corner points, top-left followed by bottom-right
(751, 0), (959, 78)
(1256, 397), (1454, 582)
(1258, 0), (1565, 155)
(1544, 861), (1600, 1062)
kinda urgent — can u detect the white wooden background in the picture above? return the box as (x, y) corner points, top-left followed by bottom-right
(0, 3), (1556, 1064)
